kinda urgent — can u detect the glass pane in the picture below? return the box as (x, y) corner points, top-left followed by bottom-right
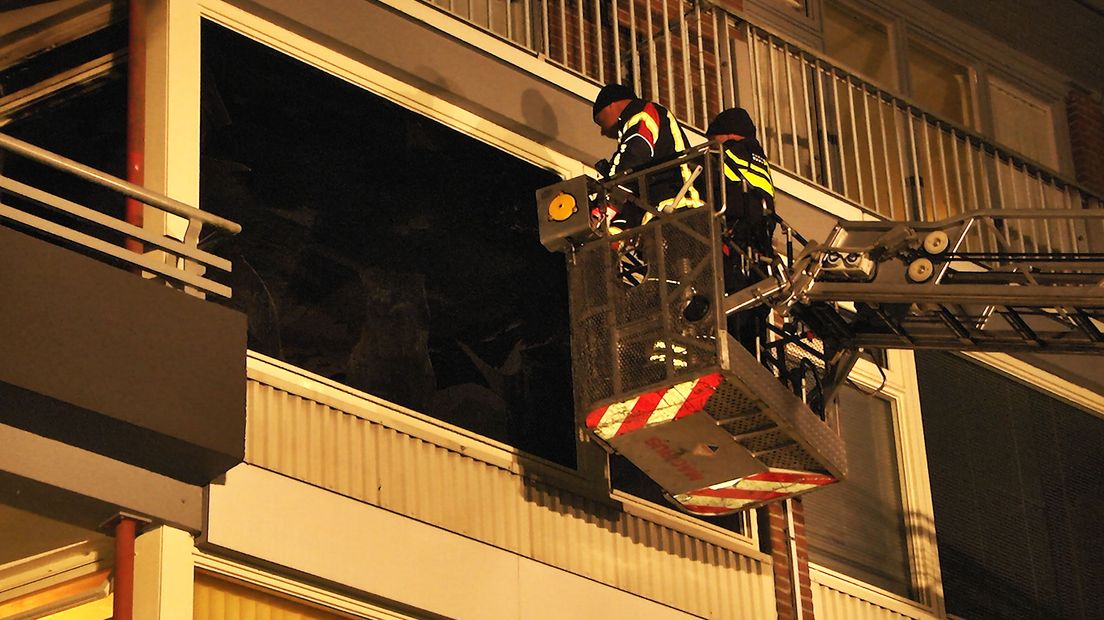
(803, 387), (912, 598)
(989, 77), (1059, 170)
(907, 39), (972, 127)
(822, 1), (895, 89)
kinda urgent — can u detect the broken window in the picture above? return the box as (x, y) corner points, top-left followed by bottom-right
(200, 23), (574, 466)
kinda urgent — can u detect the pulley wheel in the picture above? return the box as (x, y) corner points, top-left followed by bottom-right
(923, 230), (949, 254)
(907, 257), (934, 282)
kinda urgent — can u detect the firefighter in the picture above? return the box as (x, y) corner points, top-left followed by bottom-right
(592, 84), (701, 288)
(706, 107), (777, 353)
(591, 83), (701, 235)
(706, 107), (776, 257)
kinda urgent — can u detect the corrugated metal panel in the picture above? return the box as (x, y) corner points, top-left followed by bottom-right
(194, 572), (353, 620)
(245, 377), (775, 619)
(812, 577), (937, 620)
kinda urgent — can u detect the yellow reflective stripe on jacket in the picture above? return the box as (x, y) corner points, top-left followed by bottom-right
(622, 111), (661, 140)
(666, 109), (700, 203)
(724, 150), (772, 179)
(724, 150), (775, 197)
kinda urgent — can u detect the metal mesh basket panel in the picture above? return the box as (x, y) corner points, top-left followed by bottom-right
(568, 209), (724, 412)
(759, 444), (826, 472)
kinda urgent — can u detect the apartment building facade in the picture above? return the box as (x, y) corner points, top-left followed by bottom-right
(1, 0), (1101, 618)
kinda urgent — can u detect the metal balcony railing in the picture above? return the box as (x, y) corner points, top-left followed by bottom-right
(0, 133), (240, 298)
(742, 24), (1104, 255)
(425, 0), (1104, 251)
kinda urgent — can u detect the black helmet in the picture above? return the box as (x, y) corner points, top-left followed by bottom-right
(706, 107), (757, 138)
(593, 83), (636, 118)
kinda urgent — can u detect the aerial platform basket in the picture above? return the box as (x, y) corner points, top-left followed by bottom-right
(538, 170), (845, 516)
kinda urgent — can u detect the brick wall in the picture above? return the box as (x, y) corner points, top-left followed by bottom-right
(766, 499), (815, 620)
(1067, 87), (1104, 194)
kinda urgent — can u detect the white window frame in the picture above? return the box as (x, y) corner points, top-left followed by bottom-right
(817, 0), (904, 92)
(805, 348), (944, 614)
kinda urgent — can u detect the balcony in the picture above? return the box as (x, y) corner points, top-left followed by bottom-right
(0, 133), (246, 511)
(423, 0), (1104, 249)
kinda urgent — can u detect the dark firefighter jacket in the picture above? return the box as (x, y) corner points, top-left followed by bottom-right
(603, 99), (701, 232)
(720, 136), (775, 255)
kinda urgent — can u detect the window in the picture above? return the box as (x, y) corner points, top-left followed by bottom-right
(916, 352), (1104, 619)
(988, 76), (1059, 170)
(906, 38), (973, 128)
(821, 1), (896, 89)
(200, 23), (575, 467)
(802, 385), (912, 597)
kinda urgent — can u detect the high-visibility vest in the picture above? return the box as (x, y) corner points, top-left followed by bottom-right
(722, 145), (774, 198)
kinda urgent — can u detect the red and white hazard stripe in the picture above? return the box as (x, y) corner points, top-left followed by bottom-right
(585, 373), (724, 441)
(672, 470), (837, 516)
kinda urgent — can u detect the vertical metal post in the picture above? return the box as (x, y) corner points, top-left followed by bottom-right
(645, 0), (658, 100)
(125, 0), (146, 255)
(831, 70), (848, 198)
(992, 156), (1013, 249)
(799, 53), (814, 179)
(875, 94), (896, 219)
(815, 64), (833, 192)
(523, 0), (532, 47)
(594, 0), (603, 81)
(949, 130), (966, 214)
(576, 0), (586, 73)
(846, 75), (863, 206)
(1063, 188), (1079, 253)
(962, 138), (982, 252)
(1011, 166), (1029, 253)
(1032, 175), (1048, 252)
(710, 10), (724, 112)
(541, 0), (550, 56)
(679, 2), (693, 126)
(559, 0), (567, 64)
(907, 112), (923, 220)
(861, 86), (879, 214)
(892, 103), (910, 222)
(661, 0), (675, 113)
(920, 118), (937, 221)
(767, 41), (784, 164)
(695, 5), (707, 125)
(629, 0), (640, 90)
(783, 46), (799, 172)
(746, 25), (762, 130)
(612, 0), (620, 82)
(724, 17), (736, 109)
(934, 126), (953, 218)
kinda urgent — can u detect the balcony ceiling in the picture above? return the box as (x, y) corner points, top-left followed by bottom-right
(925, 0), (1104, 92)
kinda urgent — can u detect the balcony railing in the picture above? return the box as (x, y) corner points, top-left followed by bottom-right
(742, 24), (1104, 255)
(0, 132), (240, 298)
(425, 0), (1104, 252)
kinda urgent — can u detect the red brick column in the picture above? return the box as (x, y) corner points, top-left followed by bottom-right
(1067, 88), (1104, 194)
(766, 499), (815, 620)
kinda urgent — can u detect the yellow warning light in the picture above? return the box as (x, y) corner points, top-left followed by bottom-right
(548, 192), (577, 222)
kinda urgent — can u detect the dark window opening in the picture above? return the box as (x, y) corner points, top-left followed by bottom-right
(199, 23), (575, 466)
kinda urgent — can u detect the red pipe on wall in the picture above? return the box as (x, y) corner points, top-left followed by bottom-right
(125, 0), (145, 254)
(112, 517), (139, 620)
